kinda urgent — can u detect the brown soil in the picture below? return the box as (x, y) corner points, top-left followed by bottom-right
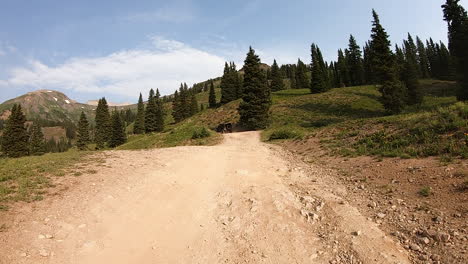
(283, 137), (468, 264)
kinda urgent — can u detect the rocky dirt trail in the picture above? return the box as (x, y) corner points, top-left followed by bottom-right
(0, 132), (411, 264)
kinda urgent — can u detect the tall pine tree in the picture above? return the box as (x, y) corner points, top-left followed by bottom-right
(311, 43), (330, 93)
(155, 89), (165, 132)
(347, 35), (365, 86)
(208, 80), (217, 108)
(416, 36), (431, 78)
(29, 124), (45, 156)
(95, 98), (111, 149)
(270, 59), (285, 92)
(76, 111), (90, 150)
(296, 59), (310, 89)
(238, 47), (272, 130)
(442, 0), (468, 100)
(109, 110), (127, 148)
(403, 35), (423, 105)
(370, 10), (406, 113)
(1, 104), (29, 157)
(145, 89), (158, 133)
(134, 93), (145, 134)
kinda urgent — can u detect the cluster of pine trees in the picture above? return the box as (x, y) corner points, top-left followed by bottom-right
(134, 89), (165, 133)
(75, 97), (128, 150)
(220, 62), (243, 104)
(172, 83), (199, 123)
(0, 104), (48, 157)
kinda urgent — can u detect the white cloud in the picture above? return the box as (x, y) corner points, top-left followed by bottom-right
(1, 37), (226, 98)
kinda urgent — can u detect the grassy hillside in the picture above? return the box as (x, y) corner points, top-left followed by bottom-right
(264, 80), (467, 159)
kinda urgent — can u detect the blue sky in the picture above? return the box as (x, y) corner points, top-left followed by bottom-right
(0, 0), (465, 104)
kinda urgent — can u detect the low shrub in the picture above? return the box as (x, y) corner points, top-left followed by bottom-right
(192, 127), (210, 139)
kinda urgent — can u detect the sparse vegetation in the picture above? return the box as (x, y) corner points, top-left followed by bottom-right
(419, 186), (432, 197)
(0, 149), (90, 204)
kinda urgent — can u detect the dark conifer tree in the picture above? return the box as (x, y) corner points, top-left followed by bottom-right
(220, 62), (241, 103)
(95, 98), (111, 149)
(416, 36), (431, 78)
(395, 44), (406, 80)
(29, 124), (45, 156)
(296, 59), (310, 89)
(1, 104), (29, 157)
(155, 89), (165, 132)
(109, 110), (126, 148)
(190, 92), (199, 116)
(76, 111), (90, 150)
(172, 90), (182, 122)
(290, 66), (297, 89)
(311, 44), (330, 93)
(363, 41), (374, 84)
(134, 93), (145, 134)
(337, 49), (350, 87)
(370, 10), (406, 113)
(403, 38), (423, 105)
(347, 35), (365, 86)
(270, 59), (285, 92)
(238, 47), (272, 129)
(208, 80), (217, 108)
(426, 39), (439, 78)
(145, 89), (158, 133)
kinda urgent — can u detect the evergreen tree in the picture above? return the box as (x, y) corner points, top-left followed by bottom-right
(395, 44), (406, 80)
(134, 93), (145, 134)
(426, 39), (440, 78)
(311, 43), (330, 93)
(290, 66), (297, 89)
(442, 0), (468, 99)
(155, 89), (165, 132)
(109, 110), (126, 148)
(190, 92), (199, 116)
(363, 41), (374, 84)
(347, 35), (365, 86)
(405, 34), (421, 77)
(296, 59), (310, 89)
(220, 62), (241, 104)
(270, 59), (285, 92)
(370, 10), (406, 113)
(145, 89), (158, 133)
(238, 47), (272, 130)
(416, 36), (431, 78)
(29, 124), (45, 156)
(403, 38), (423, 105)
(1, 104), (29, 157)
(76, 111), (90, 150)
(337, 49), (349, 87)
(95, 98), (111, 149)
(172, 90), (182, 122)
(208, 80), (217, 108)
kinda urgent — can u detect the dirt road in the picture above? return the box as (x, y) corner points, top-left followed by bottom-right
(0, 132), (411, 263)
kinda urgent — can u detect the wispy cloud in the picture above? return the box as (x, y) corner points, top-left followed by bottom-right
(125, 4), (195, 23)
(0, 43), (17, 56)
(0, 37), (226, 99)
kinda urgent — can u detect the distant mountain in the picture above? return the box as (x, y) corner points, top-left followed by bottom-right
(0, 90), (95, 124)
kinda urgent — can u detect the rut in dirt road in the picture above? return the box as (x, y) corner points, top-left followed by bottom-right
(0, 132), (410, 264)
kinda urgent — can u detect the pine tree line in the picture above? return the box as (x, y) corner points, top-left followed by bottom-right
(0, 104), (73, 157)
(172, 83), (198, 123)
(220, 62), (243, 104)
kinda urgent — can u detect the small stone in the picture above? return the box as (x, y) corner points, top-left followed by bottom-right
(19, 252), (27, 257)
(410, 243), (421, 252)
(78, 224), (87, 229)
(38, 234), (45, 239)
(377, 213), (386, 219)
(39, 249), (49, 257)
(45, 234), (53, 239)
(352, 231), (361, 236)
(419, 237), (430, 245)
